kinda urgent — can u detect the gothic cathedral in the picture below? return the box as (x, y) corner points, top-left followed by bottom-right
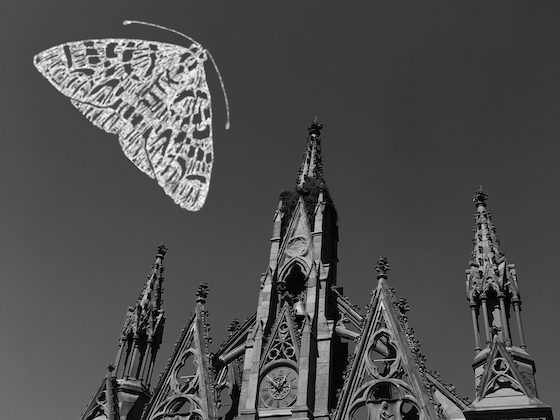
(81, 121), (554, 420)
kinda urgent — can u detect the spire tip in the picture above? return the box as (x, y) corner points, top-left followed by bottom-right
(156, 243), (168, 257)
(196, 282), (209, 303)
(297, 119), (325, 187)
(473, 186), (488, 207)
(308, 118), (323, 138)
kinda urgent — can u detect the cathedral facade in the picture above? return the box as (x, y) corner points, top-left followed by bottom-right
(82, 122), (554, 420)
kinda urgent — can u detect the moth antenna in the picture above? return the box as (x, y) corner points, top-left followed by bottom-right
(123, 19), (231, 130)
(207, 51), (231, 130)
(123, 20), (201, 46)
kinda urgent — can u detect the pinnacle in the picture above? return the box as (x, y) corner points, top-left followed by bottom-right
(473, 186), (488, 208)
(297, 118), (325, 187)
(196, 282), (210, 304)
(308, 117), (323, 138)
(471, 188), (503, 267)
(121, 245), (166, 340)
(156, 242), (168, 258)
(375, 256), (390, 278)
(465, 188), (521, 307)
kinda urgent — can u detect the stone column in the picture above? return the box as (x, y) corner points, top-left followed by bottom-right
(470, 302), (481, 352)
(146, 353), (156, 385)
(480, 294), (491, 346)
(498, 293), (511, 346)
(140, 341), (152, 381)
(512, 299), (527, 349)
(114, 337), (125, 377)
(127, 337), (139, 378)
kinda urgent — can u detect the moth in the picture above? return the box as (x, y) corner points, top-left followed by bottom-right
(33, 20), (230, 211)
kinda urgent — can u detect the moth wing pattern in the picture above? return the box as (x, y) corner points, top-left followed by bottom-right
(34, 39), (214, 211)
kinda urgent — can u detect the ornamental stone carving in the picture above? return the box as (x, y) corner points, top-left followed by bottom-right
(285, 235), (309, 258)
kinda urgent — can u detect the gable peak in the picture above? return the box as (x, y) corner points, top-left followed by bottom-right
(333, 264), (442, 420)
(143, 283), (217, 420)
(471, 338), (543, 408)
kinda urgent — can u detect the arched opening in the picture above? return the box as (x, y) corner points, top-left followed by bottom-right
(284, 264), (306, 298)
(400, 401), (419, 420)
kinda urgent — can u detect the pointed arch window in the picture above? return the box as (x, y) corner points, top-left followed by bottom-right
(284, 264), (306, 297)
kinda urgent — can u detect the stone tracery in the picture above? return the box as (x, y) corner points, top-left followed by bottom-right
(346, 315), (420, 420)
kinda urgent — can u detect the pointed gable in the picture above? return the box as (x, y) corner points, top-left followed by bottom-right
(472, 338), (540, 408)
(143, 284), (216, 420)
(260, 303), (300, 369)
(334, 260), (441, 420)
(277, 196), (313, 276)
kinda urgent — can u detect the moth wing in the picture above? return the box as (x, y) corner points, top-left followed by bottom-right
(34, 39), (214, 211)
(33, 39), (180, 107)
(146, 79), (213, 211)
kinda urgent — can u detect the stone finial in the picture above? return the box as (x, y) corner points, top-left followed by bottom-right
(227, 318), (240, 336)
(308, 117), (323, 138)
(473, 186), (488, 207)
(490, 325), (502, 338)
(375, 256), (390, 277)
(196, 282), (210, 304)
(107, 364), (115, 373)
(156, 243), (168, 258)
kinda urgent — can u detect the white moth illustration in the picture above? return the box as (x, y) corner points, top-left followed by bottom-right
(33, 21), (230, 211)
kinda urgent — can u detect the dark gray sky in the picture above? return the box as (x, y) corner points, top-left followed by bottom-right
(3, 1), (560, 418)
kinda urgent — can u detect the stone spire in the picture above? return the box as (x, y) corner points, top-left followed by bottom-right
(297, 118), (324, 187)
(81, 246), (168, 420)
(464, 190), (553, 420)
(466, 189), (518, 349)
(278, 119), (335, 247)
(471, 187), (504, 271)
(107, 244), (168, 420)
(118, 243), (167, 354)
